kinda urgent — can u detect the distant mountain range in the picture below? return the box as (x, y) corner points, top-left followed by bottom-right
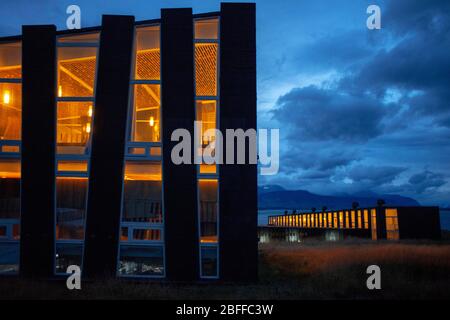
(258, 185), (420, 210)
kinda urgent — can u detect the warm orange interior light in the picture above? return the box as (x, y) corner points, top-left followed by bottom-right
(195, 43), (218, 96)
(3, 90), (10, 104)
(200, 236), (218, 243)
(85, 122), (91, 133)
(149, 116), (155, 127)
(58, 85), (63, 97)
(57, 160), (88, 172)
(124, 162), (162, 181)
(87, 105), (93, 117)
(0, 160), (21, 179)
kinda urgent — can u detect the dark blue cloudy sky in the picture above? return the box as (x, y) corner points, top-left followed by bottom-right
(1, 0), (449, 205)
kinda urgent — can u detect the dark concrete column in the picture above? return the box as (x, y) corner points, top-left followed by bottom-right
(20, 25), (56, 278)
(219, 3), (257, 281)
(377, 207), (387, 240)
(83, 15), (135, 278)
(161, 8), (199, 281)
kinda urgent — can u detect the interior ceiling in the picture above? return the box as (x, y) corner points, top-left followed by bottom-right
(0, 43), (217, 96)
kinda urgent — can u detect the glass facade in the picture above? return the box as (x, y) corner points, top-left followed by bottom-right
(195, 17), (219, 279)
(0, 11), (249, 280)
(55, 32), (99, 274)
(0, 41), (21, 274)
(118, 25), (165, 278)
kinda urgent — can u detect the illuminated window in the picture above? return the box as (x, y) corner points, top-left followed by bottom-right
(371, 209), (377, 240)
(122, 161), (162, 224)
(364, 210), (369, 229)
(345, 211), (349, 229)
(302, 215), (306, 227)
(0, 42), (21, 79)
(328, 213), (332, 228)
(198, 179), (218, 243)
(319, 213), (322, 228)
(195, 43), (218, 96)
(0, 41), (21, 274)
(134, 26), (160, 80)
(296, 215), (299, 227)
(0, 159), (21, 272)
(58, 33), (99, 43)
(197, 100), (217, 174)
(0, 83), (21, 141)
(385, 209), (399, 240)
(57, 47), (97, 97)
(195, 18), (219, 39)
(357, 210), (362, 229)
(351, 210), (356, 229)
(56, 177), (88, 240)
(307, 214), (310, 228)
(57, 160), (88, 173)
(339, 211), (344, 228)
(57, 101), (93, 154)
(130, 84), (161, 142)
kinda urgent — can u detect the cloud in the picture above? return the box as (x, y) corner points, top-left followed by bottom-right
(333, 165), (407, 187)
(408, 170), (447, 194)
(272, 86), (388, 143)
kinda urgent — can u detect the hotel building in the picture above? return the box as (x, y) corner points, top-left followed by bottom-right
(0, 3), (257, 281)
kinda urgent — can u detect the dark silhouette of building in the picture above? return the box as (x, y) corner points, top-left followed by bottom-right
(0, 3), (257, 281)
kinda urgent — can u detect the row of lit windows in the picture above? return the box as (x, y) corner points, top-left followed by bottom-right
(269, 210), (372, 230)
(269, 209), (400, 240)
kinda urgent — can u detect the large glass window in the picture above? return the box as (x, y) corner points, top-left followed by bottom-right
(198, 179), (218, 243)
(357, 210), (362, 229)
(130, 84), (161, 142)
(57, 47), (97, 98)
(195, 43), (218, 97)
(123, 161), (162, 223)
(371, 209), (377, 240)
(364, 209), (369, 229)
(0, 83), (21, 141)
(124, 24), (162, 239)
(57, 101), (93, 154)
(56, 177), (87, 240)
(351, 210), (356, 229)
(345, 211), (349, 229)
(195, 18), (220, 279)
(118, 245), (164, 277)
(200, 246), (218, 278)
(0, 162), (20, 274)
(195, 18), (219, 40)
(385, 209), (399, 240)
(0, 41), (21, 274)
(135, 26), (160, 80)
(54, 33), (99, 275)
(0, 42), (21, 79)
(119, 161), (164, 277)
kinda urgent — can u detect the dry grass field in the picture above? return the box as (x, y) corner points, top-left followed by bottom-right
(1, 240), (450, 299)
